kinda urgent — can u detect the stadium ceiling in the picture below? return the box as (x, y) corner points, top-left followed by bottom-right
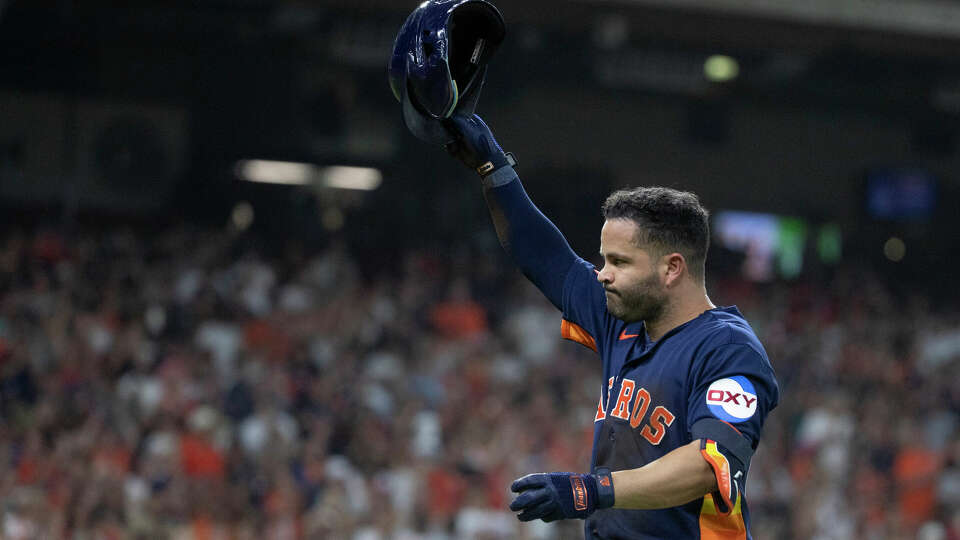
(6, 1), (960, 54)
(301, 0), (960, 58)
(613, 0), (960, 40)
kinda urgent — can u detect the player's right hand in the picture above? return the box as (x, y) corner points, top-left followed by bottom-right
(443, 114), (515, 178)
(509, 469), (615, 522)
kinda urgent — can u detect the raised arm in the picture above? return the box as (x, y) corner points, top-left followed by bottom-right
(445, 114), (578, 310)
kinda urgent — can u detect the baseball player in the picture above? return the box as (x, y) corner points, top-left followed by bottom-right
(388, 1), (779, 537)
(439, 115), (780, 539)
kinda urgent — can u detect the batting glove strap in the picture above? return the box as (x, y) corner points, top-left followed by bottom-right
(480, 154), (518, 188)
(444, 114), (518, 179)
(510, 470), (613, 522)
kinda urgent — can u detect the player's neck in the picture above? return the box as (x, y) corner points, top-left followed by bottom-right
(646, 288), (715, 342)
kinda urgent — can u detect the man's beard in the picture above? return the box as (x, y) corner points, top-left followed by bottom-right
(605, 273), (667, 324)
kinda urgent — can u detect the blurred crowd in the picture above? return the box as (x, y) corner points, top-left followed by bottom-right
(0, 224), (957, 539)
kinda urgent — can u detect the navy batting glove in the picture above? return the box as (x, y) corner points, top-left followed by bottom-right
(509, 469), (615, 522)
(443, 114), (517, 178)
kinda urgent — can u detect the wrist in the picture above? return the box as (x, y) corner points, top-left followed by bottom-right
(592, 468), (615, 510)
(480, 165), (518, 189)
(476, 151), (518, 177)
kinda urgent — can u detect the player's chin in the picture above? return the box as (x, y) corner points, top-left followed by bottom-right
(605, 298), (626, 318)
(606, 300), (644, 323)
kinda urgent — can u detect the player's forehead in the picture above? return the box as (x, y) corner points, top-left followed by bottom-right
(599, 219), (652, 257)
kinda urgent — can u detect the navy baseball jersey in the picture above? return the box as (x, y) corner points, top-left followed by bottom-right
(478, 170), (779, 539)
(559, 257), (779, 540)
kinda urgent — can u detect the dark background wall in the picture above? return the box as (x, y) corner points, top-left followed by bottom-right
(1, 0), (958, 285)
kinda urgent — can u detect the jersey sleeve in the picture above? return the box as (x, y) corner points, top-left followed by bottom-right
(686, 343), (779, 515)
(482, 172), (580, 310)
(558, 257), (610, 354)
(482, 173), (612, 355)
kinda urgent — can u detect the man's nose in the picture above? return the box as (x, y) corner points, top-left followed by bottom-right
(597, 266), (611, 284)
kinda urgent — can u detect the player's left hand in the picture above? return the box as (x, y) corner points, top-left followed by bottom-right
(509, 469), (615, 522)
(443, 114), (516, 178)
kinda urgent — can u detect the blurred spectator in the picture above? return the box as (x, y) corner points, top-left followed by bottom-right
(0, 223), (957, 539)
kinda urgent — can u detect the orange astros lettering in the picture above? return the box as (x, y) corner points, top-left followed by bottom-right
(596, 379), (677, 446)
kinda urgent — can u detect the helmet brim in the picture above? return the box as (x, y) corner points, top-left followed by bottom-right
(401, 82), (458, 145)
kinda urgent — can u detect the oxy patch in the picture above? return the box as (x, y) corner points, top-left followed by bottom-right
(705, 376), (757, 423)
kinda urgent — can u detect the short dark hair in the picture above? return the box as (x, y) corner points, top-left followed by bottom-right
(602, 187), (710, 281)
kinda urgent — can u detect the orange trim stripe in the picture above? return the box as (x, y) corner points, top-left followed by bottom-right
(717, 419), (742, 434)
(699, 495), (746, 540)
(560, 319), (598, 353)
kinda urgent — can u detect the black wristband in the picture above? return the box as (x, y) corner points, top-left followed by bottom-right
(593, 467), (615, 510)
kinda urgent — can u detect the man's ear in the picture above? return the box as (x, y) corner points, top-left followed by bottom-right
(662, 252), (687, 288)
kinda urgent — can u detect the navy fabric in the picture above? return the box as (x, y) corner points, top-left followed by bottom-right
(482, 174), (578, 310)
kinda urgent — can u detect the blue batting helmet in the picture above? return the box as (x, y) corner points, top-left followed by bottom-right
(389, 0), (506, 144)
